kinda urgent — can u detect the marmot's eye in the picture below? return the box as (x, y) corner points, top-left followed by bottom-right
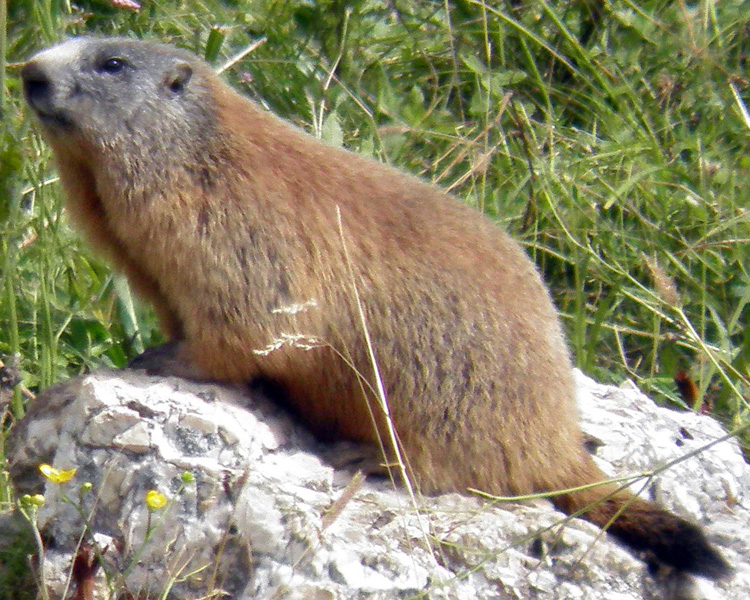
(101, 58), (125, 74)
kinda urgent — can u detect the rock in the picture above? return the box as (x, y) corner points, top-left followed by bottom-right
(4, 369), (749, 599)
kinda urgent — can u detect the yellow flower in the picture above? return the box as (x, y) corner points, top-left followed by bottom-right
(145, 490), (168, 511)
(39, 463), (77, 484)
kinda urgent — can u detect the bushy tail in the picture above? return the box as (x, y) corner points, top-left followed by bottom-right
(553, 475), (731, 580)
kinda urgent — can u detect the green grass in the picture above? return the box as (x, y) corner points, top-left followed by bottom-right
(1, 0), (749, 535)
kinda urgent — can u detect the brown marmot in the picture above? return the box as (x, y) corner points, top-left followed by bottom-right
(22, 37), (730, 580)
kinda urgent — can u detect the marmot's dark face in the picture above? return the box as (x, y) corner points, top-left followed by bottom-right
(23, 37), (211, 154)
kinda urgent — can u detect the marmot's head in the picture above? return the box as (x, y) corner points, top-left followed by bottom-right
(23, 37), (216, 163)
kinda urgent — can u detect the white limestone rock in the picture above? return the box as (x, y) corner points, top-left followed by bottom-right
(5, 369), (750, 599)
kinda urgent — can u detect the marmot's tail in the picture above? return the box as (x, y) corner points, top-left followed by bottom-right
(552, 473), (731, 580)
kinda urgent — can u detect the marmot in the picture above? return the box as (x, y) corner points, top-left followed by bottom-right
(22, 37), (730, 579)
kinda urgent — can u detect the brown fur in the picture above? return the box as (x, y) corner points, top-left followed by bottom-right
(23, 37), (730, 579)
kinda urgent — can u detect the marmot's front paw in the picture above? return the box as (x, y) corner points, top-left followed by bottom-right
(128, 341), (205, 381)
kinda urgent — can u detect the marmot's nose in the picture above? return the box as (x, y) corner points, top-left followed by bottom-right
(22, 60), (73, 127)
(22, 61), (53, 109)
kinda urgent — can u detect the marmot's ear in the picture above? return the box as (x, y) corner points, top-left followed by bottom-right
(165, 61), (192, 94)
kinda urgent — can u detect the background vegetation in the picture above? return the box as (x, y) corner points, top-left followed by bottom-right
(1, 0), (749, 467)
